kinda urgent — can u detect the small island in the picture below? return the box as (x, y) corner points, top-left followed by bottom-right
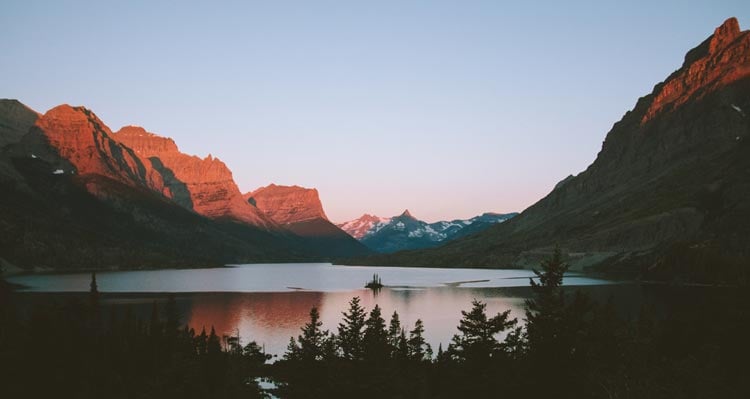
(365, 273), (383, 289)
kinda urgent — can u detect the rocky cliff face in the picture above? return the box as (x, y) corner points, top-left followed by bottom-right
(352, 18), (750, 283)
(642, 18), (750, 123)
(12, 106), (274, 228)
(114, 126), (274, 227)
(0, 105), (314, 270)
(245, 184), (329, 225)
(245, 184), (371, 257)
(21, 105), (160, 195)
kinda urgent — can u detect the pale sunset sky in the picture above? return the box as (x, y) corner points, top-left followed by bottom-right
(2, 1), (748, 222)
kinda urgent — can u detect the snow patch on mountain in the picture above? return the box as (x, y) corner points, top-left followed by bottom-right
(338, 211), (518, 253)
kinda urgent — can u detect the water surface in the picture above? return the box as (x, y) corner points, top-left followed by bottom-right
(8, 263), (616, 356)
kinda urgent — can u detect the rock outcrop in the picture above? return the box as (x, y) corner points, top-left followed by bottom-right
(246, 184), (371, 257)
(114, 126), (274, 227)
(245, 184), (329, 225)
(642, 17), (750, 123)
(0, 104), (312, 270)
(23, 105), (158, 193)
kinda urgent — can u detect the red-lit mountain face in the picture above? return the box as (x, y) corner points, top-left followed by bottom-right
(114, 126), (274, 227)
(246, 184), (371, 258)
(0, 102), (365, 269)
(353, 18), (750, 283)
(245, 184), (329, 225)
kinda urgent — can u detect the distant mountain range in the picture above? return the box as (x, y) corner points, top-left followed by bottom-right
(0, 102), (369, 271)
(346, 18), (750, 283)
(338, 210), (516, 253)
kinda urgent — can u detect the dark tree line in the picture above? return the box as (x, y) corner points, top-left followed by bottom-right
(0, 275), (271, 399)
(2, 248), (750, 398)
(274, 249), (750, 398)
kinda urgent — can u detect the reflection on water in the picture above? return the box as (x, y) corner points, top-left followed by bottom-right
(7, 263), (617, 357)
(182, 288), (528, 357)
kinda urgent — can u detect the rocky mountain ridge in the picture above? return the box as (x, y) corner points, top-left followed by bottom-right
(245, 184), (370, 258)
(346, 18), (750, 283)
(338, 210), (516, 253)
(0, 100), (368, 270)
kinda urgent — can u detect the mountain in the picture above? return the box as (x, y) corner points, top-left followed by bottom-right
(245, 184), (328, 224)
(337, 214), (392, 239)
(0, 102), (353, 271)
(114, 126), (274, 227)
(339, 210), (516, 253)
(347, 18), (750, 283)
(245, 184), (372, 257)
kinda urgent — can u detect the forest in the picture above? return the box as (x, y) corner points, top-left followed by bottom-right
(1, 250), (748, 398)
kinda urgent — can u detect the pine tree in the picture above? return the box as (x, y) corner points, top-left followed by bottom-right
(321, 332), (340, 361)
(388, 311), (401, 347)
(407, 319), (432, 362)
(448, 299), (517, 363)
(163, 294), (179, 345)
(363, 304), (389, 362)
(297, 307), (328, 362)
(207, 326), (221, 355)
(196, 326), (208, 355)
(396, 329), (409, 361)
(436, 343), (449, 364)
(243, 341), (271, 364)
(88, 272), (100, 332)
(524, 246), (570, 359)
(388, 311), (408, 360)
(338, 297), (366, 361)
(284, 337), (301, 361)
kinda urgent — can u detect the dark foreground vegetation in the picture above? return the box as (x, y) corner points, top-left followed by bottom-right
(2, 251), (749, 398)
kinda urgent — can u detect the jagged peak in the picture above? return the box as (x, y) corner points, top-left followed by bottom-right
(116, 125), (159, 138)
(710, 17), (741, 53)
(399, 209), (415, 219)
(641, 17), (750, 124)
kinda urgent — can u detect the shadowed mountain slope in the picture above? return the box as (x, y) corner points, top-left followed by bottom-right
(347, 18), (750, 283)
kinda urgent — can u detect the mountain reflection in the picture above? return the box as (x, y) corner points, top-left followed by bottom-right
(185, 288), (528, 356)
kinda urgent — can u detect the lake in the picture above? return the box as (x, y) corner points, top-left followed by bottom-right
(8, 263), (622, 357)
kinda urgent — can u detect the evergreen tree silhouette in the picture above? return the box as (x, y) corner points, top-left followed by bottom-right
(338, 296), (366, 361)
(448, 299), (516, 363)
(284, 336), (301, 361)
(407, 319), (432, 362)
(363, 304), (389, 362)
(297, 307), (328, 362)
(88, 272), (101, 332)
(525, 246), (569, 360)
(196, 326), (208, 356)
(207, 326), (221, 355)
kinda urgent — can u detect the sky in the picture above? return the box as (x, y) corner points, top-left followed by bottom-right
(2, 1), (748, 223)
